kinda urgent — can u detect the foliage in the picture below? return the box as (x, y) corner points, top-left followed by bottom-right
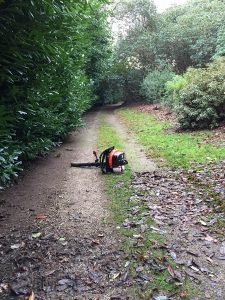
(107, 0), (225, 131)
(0, 147), (22, 185)
(0, 0), (109, 186)
(112, 0), (157, 35)
(164, 75), (188, 108)
(177, 57), (225, 129)
(141, 66), (175, 103)
(215, 25), (225, 58)
(108, 0), (225, 101)
(118, 108), (225, 168)
(157, 0), (225, 72)
(103, 0), (158, 103)
(102, 55), (145, 103)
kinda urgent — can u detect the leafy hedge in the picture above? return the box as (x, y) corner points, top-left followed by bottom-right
(0, 0), (109, 186)
(177, 57), (225, 129)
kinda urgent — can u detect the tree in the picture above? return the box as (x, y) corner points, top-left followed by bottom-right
(158, 0), (225, 72)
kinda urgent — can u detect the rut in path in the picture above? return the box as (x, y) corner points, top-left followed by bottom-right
(0, 109), (156, 300)
(104, 110), (156, 173)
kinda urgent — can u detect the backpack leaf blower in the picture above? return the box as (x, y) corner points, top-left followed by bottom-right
(71, 146), (128, 174)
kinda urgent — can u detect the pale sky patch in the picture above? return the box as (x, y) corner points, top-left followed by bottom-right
(110, 0), (188, 40)
(154, 0), (187, 12)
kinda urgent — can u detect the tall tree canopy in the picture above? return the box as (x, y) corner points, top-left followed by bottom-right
(105, 0), (225, 128)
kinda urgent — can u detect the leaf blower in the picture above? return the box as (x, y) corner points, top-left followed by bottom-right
(71, 146), (128, 174)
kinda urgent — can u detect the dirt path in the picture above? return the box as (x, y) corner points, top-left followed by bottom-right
(1, 107), (223, 300)
(104, 110), (156, 173)
(0, 110), (136, 300)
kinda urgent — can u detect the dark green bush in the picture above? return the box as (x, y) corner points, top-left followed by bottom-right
(0, 0), (109, 186)
(102, 59), (145, 103)
(177, 57), (225, 129)
(215, 25), (225, 58)
(141, 67), (175, 103)
(164, 75), (188, 108)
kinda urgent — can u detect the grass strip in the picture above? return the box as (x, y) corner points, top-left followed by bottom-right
(117, 108), (225, 168)
(98, 112), (192, 299)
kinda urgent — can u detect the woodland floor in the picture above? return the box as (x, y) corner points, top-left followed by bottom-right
(0, 106), (224, 300)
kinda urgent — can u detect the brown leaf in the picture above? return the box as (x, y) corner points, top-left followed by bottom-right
(45, 269), (56, 276)
(204, 235), (218, 243)
(167, 265), (176, 278)
(180, 290), (188, 298)
(138, 252), (149, 261)
(28, 291), (35, 300)
(35, 215), (48, 219)
(91, 240), (100, 246)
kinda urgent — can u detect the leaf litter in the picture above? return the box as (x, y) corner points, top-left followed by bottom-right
(126, 159), (225, 299)
(0, 224), (132, 299)
(0, 119), (224, 300)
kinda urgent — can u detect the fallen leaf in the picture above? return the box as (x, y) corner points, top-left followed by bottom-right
(219, 241), (225, 256)
(180, 291), (188, 298)
(35, 215), (47, 219)
(121, 271), (129, 282)
(124, 261), (130, 268)
(190, 266), (200, 273)
(204, 235), (218, 243)
(138, 274), (151, 281)
(28, 291), (35, 300)
(112, 273), (120, 280)
(58, 278), (74, 286)
(154, 296), (168, 300)
(150, 226), (165, 234)
(167, 265), (176, 278)
(133, 234), (144, 239)
(198, 220), (207, 226)
(91, 240), (100, 246)
(98, 234), (104, 238)
(32, 232), (42, 239)
(10, 242), (25, 250)
(45, 270), (56, 276)
(0, 283), (8, 293)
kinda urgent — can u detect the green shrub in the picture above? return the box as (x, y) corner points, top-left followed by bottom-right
(141, 68), (175, 103)
(0, 147), (22, 185)
(164, 75), (188, 108)
(215, 25), (225, 58)
(177, 57), (225, 129)
(0, 0), (109, 186)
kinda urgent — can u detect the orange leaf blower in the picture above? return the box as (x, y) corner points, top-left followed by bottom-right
(71, 146), (128, 174)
